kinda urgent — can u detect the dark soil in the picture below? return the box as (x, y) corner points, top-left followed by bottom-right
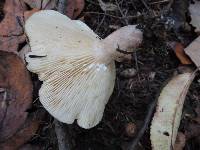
(23, 0), (200, 150)
(0, 0), (5, 21)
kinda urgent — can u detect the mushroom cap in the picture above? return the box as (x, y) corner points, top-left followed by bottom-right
(25, 10), (116, 129)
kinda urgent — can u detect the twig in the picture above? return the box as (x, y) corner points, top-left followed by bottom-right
(54, 120), (71, 150)
(133, 51), (139, 72)
(140, 0), (155, 16)
(115, 0), (129, 25)
(149, 0), (170, 5)
(85, 12), (140, 19)
(140, 0), (151, 11)
(127, 98), (157, 150)
(95, 12), (106, 32)
(57, 0), (67, 14)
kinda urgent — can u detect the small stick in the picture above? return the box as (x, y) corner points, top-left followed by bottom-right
(149, 0), (170, 5)
(54, 119), (71, 150)
(115, 0), (129, 25)
(127, 99), (157, 150)
(140, 0), (155, 16)
(95, 12), (106, 32)
(85, 12), (141, 19)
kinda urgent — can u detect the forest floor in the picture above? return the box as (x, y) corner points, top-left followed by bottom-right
(0, 0), (200, 150)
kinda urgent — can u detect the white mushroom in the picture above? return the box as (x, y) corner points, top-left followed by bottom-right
(25, 10), (143, 129)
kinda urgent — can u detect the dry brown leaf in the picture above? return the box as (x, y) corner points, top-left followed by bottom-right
(174, 42), (192, 65)
(0, 110), (45, 150)
(0, 0), (26, 53)
(189, 1), (200, 32)
(0, 51), (33, 142)
(168, 42), (192, 65)
(184, 36), (200, 67)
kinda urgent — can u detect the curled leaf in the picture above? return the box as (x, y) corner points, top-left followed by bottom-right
(0, 51), (33, 141)
(173, 42), (192, 65)
(150, 67), (195, 150)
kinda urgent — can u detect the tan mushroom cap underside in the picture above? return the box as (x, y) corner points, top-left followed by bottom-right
(25, 10), (116, 129)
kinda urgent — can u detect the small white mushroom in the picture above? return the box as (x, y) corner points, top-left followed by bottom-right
(25, 10), (143, 129)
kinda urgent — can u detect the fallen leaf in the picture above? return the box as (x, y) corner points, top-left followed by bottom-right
(0, 51), (33, 142)
(184, 36), (200, 67)
(174, 132), (186, 150)
(150, 67), (195, 150)
(172, 42), (192, 64)
(189, 1), (200, 32)
(0, 110), (45, 150)
(0, 0), (26, 53)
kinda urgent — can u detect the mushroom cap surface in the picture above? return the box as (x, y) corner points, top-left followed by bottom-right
(25, 10), (116, 129)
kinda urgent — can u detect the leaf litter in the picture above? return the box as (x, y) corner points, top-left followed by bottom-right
(0, 51), (33, 142)
(0, 0), (200, 149)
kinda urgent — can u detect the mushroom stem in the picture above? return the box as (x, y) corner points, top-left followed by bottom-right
(101, 25), (143, 62)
